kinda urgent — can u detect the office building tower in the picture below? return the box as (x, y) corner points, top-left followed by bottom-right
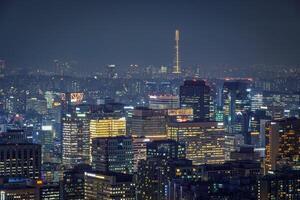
(89, 116), (126, 138)
(0, 143), (41, 179)
(0, 184), (37, 200)
(224, 133), (245, 161)
(63, 164), (92, 200)
(136, 158), (199, 200)
(166, 108), (194, 122)
(130, 107), (167, 139)
(249, 110), (271, 147)
(251, 93), (263, 112)
(146, 139), (186, 160)
(180, 80), (211, 121)
(259, 119), (270, 149)
(39, 183), (60, 200)
(33, 127), (55, 163)
(262, 91), (300, 119)
(132, 137), (151, 172)
(223, 80), (251, 137)
(167, 121), (226, 165)
(62, 112), (90, 169)
(91, 136), (133, 174)
(84, 171), (135, 200)
(258, 170), (300, 200)
(148, 95), (179, 109)
(264, 118), (300, 174)
(198, 160), (261, 199)
(0, 129), (29, 143)
(168, 161), (260, 200)
(41, 163), (61, 184)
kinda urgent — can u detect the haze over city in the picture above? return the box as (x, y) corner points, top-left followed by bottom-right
(1, 0), (300, 72)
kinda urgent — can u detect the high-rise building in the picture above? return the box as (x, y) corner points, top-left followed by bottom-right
(251, 93), (263, 112)
(33, 127), (55, 164)
(132, 136), (151, 172)
(258, 170), (300, 200)
(0, 129), (30, 143)
(0, 184), (37, 200)
(130, 107), (167, 139)
(249, 110), (271, 147)
(89, 116), (126, 138)
(62, 112), (90, 169)
(39, 183), (60, 200)
(136, 158), (199, 200)
(262, 91), (300, 119)
(196, 160), (261, 199)
(224, 133), (245, 161)
(91, 136), (133, 174)
(223, 80), (251, 138)
(167, 121), (226, 165)
(180, 80), (211, 121)
(166, 108), (194, 122)
(63, 164), (92, 200)
(148, 95), (179, 109)
(84, 171), (135, 200)
(264, 118), (300, 174)
(0, 143), (41, 179)
(146, 139), (186, 160)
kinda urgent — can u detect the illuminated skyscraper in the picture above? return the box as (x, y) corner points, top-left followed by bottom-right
(0, 143), (41, 179)
(262, 91), (300, 119)
(130, 107), (167, 139)
(166, 108), (194, 122)
(132, 137), (151, 172)
(89, 117), (126, 138)
(148, 95), (179, 109)
(167, 121), (226, 165)
(0, 184), (37, 200)
(62, 113), (90, 169)
(258, 170), (300, 200)
(146, 139), (186, 160)
(223, 80), (251, 140)
(180, 80), (211, 121)
(91, 136), (133, 174)
(251, 93), (263, 112)
(264, 118), (300, 174)
(63, 164), (92, 200)
(84, 171), (135, 200)
(136, 158), (199, 200)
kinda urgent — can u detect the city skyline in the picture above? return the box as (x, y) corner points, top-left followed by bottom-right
(1, 1), (300, 199)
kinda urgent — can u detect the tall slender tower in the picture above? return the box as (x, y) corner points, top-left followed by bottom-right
(173, 29), (181, 74)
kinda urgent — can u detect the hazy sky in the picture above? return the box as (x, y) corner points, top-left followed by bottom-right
(1, 0), (300, 70)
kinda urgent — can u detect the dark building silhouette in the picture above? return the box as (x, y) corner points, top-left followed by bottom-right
(180, 80), (210, 122)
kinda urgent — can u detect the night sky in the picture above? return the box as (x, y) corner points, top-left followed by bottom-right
(1, 0), (300, 71)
